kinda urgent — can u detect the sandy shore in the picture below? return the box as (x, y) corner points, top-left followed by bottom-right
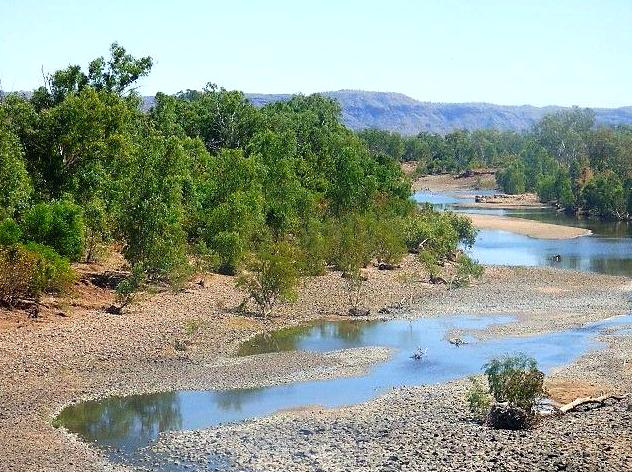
(1, 259), (631, 471)
(466, 213), (592, 239)
(411, 173), (590, 240)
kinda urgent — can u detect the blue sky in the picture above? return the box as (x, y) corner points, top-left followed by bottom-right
(1, 0), (631, 107)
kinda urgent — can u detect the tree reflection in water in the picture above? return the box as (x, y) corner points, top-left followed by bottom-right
(58, 392), (182, 452)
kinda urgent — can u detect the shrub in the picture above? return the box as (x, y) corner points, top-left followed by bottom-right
(451, 254), (484, 288)
(466, 354), (545, 430)
(21, 201), (85, 261)
(444, 212), (478, 248)
(373, 218), (407, 266)
(212, 231), (246, 275)
(0, 243), (74, 305)
(114, 264), (146, 312)
(419, 250), (441, 280)
(325, 214), (375, 273)
(24, 243), (76, 293)
(0, 124), (32, 218)
(296, 219), (328, 276)
(466, 376), (492, 422)
(0, 245), (38, 305)
(403, 210), (458, 257)
(83, 198), (110, 262)
(236, 241), (300, 317)
(0, 218), (22, 246)
(483, 353), (545, 413)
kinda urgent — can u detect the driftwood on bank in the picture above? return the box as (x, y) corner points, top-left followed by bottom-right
(557, 393), (629, 414)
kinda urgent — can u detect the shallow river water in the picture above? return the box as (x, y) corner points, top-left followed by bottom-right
(57, 314), (632, 468)
(414, 190), (632, 275)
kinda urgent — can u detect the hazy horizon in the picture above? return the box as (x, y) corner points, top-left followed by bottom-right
(2, 0), (631, 108)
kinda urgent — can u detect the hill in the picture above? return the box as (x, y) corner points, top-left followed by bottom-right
(245, 90), (632, 134)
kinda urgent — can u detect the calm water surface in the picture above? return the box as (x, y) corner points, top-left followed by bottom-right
(414, 190), (632, 275)
(57, 314), (632, 468)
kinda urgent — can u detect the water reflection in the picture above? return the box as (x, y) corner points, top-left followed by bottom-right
(239, 320), (380, 356)
(470, 229), (632, 275)
(58, 314), (632, 467)
(57, 392), (182, 452)
(413, 190), (632, 276)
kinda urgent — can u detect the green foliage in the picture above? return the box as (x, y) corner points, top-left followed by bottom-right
(360, 128), (526, 173)
(34, 42), (152, 107)
(492, 108), (632, 220)
(296, 219), (328, 276)
(118, 132), (190, 282)
(483, 354), (545, 413)
(0, 243), (75, 305)
(403, 209), (458, 256)
(581, 172), (626, 219)
(115, 264), (146, 310)
(83, 197), (110, 262)
(496, 160), (526, 194)
(236, 241), (300, 317)
(372, 218), (407, 266)
(0, 118), (32, 217)
(23, 242), (76, 293)
(0, 218), (22, 246)
(325, 214), (376, 273)
(466, 376), (492, 422)
(21, 201), (85, 261)
(452, 254), (484, 288)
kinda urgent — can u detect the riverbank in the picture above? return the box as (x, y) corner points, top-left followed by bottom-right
(411, 172), (496, 192)
(466, 213), (592, 239)
(412, 173), (594, 239)
(1, 259), (631, 471)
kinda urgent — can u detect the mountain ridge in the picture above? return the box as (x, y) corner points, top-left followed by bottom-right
(245, 90), (632, 134)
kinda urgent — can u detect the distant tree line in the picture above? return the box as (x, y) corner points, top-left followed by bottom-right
(0, 43), (477, 307)
(358, 109), (632, 220)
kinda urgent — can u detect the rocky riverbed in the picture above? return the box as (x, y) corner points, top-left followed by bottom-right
(153, 381), (632, 472)
(1, 261), (632, 471)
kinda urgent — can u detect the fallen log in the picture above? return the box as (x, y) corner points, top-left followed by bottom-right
(558, 393), (628, 414)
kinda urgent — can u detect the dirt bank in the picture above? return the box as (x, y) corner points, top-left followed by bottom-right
(466, 213), (592, 239)
(411, 172), (496, 192)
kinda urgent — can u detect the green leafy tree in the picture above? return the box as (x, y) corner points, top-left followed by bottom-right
(0, 115), (32, 217)
(118, 132), (190, 282)
(236, 241), (300, 317)
(21, 201), (85, 261)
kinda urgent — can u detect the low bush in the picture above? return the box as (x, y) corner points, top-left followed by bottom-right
(236, 241), (300, 317)
(484, 353), (545, 412)
(372, 218), (407, 266)
(466, 376), (492, 422)
(325, 214), (375, 273)
(21, 201), (85, 261)
(467, 354), (545, 429)
(451, 254), (484, 288)
(0, 243), (75, 305)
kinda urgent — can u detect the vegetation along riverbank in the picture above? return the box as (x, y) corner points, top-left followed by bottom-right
(1, 43), (632, 472)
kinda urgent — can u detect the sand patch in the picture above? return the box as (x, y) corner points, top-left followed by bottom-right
(466, 213), (591, 240)
(545, 378), (613, 404)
